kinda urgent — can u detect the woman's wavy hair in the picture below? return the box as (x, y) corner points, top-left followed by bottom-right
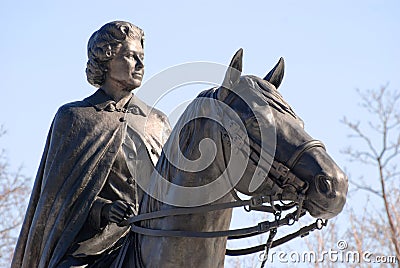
(86, 21), (145, 87)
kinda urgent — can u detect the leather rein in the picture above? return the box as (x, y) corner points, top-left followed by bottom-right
(121, 134), (328, 256)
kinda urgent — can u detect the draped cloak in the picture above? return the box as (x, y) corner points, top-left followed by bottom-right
(11, 89), (171, 268)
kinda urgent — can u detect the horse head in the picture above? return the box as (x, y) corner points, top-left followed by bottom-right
(217, 49), (348, 219)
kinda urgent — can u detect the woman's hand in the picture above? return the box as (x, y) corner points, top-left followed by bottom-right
(101, 200), (135, 224)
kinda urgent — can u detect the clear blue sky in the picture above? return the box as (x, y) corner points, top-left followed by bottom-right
(1, 0), (399, 266)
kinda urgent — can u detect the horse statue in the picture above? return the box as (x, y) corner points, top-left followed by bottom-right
(119, 49), (348, 267)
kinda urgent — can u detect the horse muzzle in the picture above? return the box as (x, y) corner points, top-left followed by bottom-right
(304, 173), (348, 219)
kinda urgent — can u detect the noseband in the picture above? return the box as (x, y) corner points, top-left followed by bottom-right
(249, 139), (326, 209)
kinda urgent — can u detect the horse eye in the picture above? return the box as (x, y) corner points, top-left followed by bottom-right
(244, 116), (257, 128)
(245, 117), (261, 143)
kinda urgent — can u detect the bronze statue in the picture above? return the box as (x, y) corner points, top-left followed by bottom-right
(12, 20), (348, 267)
(11, 21), (171, 268)
(111, 50), (348, 267)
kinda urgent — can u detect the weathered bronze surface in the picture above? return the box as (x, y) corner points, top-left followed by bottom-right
(12, 21), (171, 268)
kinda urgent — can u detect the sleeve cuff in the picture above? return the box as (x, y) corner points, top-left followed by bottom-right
(89, 196), (111, 230)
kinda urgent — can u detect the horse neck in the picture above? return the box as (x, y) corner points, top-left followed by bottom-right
(143, 109), (235, 212)
(137, 95), (234, 267)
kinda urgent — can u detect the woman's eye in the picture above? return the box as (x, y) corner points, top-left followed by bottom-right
(126, 54), (144, 61)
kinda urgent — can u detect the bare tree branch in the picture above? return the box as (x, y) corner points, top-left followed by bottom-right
(349, 180), (382, 198)
(0, 129), (30, 266)
(341, 117), (379, 159)
(342, 85), (400, 265)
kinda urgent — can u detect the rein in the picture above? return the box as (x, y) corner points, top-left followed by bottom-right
(122, 135), (328, 257)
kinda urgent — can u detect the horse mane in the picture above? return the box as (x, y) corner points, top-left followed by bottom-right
(247, 75), (298, 119)
(141, 87), (221, 214)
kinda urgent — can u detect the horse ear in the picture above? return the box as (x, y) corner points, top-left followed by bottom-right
(223, 48), (243, 88)
(219, 49), (243, 100)
(264, 57), (285, 89)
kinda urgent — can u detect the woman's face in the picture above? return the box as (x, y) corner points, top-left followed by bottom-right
(105, 39), (144, 91)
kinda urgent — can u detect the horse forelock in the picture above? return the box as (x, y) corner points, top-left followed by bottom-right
(244, 75), (298, 120)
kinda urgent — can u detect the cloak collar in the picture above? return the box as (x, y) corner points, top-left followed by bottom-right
(84, 89), (148, 116)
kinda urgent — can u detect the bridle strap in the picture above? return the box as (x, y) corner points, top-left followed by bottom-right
(265, 140), (325, 195)
(286, 140), (326, 169)
(225, 115), (325, 195)
(226, 218), (328, 256)
(129, 209), (302, 239)
(121, 196), (283, 226)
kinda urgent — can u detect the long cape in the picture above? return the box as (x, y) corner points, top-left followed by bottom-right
(11, 90), (170, 268)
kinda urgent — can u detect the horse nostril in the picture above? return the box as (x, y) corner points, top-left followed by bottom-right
(317, 176), (336, 198)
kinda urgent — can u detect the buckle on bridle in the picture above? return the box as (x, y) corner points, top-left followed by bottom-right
(276, 163), (289, 177)
(316, 218), (328, 230)
(250, 196), (267, 207)
(285, 182), (308, 221)
(275, 163), (297, 186)
(258, 221), (271, 232)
